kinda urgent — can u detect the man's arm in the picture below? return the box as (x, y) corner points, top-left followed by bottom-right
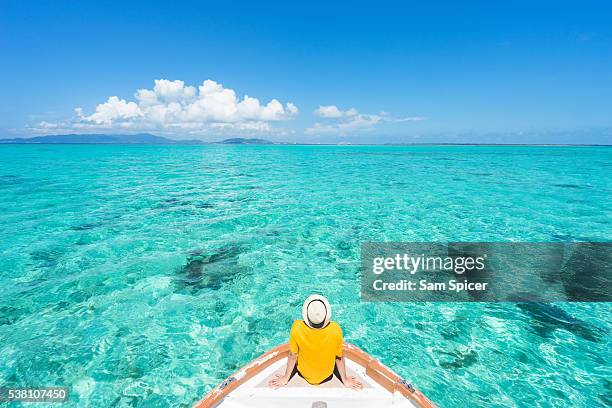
(335, 356), (363, 390)
(268, 352), (297, 388)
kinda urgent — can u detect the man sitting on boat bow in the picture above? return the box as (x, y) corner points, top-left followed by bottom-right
(269, 294), (363, 390)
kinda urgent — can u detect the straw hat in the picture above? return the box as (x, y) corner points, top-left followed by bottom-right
(302, 294), (331, 329)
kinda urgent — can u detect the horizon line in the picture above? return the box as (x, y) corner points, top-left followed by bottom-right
(1, 142), (610, 147)
(1, 133), (610, 147)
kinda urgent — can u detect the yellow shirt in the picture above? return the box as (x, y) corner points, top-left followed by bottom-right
(289, 320), (343, 384)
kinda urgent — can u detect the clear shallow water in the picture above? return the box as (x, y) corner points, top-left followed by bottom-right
(0, 145), (610, 408)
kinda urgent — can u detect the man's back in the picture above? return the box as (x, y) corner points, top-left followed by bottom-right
(289, 319), (343, 384)
(269, 295), (361, 390)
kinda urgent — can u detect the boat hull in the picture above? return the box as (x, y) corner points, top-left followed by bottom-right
(193, 342), (436, 408)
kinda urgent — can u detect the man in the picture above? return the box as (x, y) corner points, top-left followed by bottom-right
(269, 294), (363, 390)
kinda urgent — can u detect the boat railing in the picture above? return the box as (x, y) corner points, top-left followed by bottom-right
(193, 342), (437, 408)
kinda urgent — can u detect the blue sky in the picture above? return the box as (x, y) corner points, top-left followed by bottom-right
(1, 0), (611, 143)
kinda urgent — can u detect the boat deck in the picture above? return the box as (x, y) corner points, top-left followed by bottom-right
(193, 343), (435, 408)
(215, 358), (417, 408)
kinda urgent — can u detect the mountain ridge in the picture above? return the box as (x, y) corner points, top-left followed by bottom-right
(0, 134), (280, 145)
(0, 133), (207, 144)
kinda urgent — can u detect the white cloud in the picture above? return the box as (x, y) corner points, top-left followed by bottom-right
(307, 106), (424, 135)
(314, 105), (342, 118)
(314, 105), (358, 118)
(153, 79), (196, 102)
(36, 79), (299, 136)
(23, 87), (427, 139)
(77, 96), (142, 124)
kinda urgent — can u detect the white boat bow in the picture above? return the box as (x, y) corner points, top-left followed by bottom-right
(193, 342), (437, 408)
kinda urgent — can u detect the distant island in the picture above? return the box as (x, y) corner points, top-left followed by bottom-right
(0, 133), (203, 144)
(0, 133), (608, 146)
(0, 134), (277, 145)
(218, 138), (273, 145)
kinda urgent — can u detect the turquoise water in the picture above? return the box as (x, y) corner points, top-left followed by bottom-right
(0, 145), (610, 407)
